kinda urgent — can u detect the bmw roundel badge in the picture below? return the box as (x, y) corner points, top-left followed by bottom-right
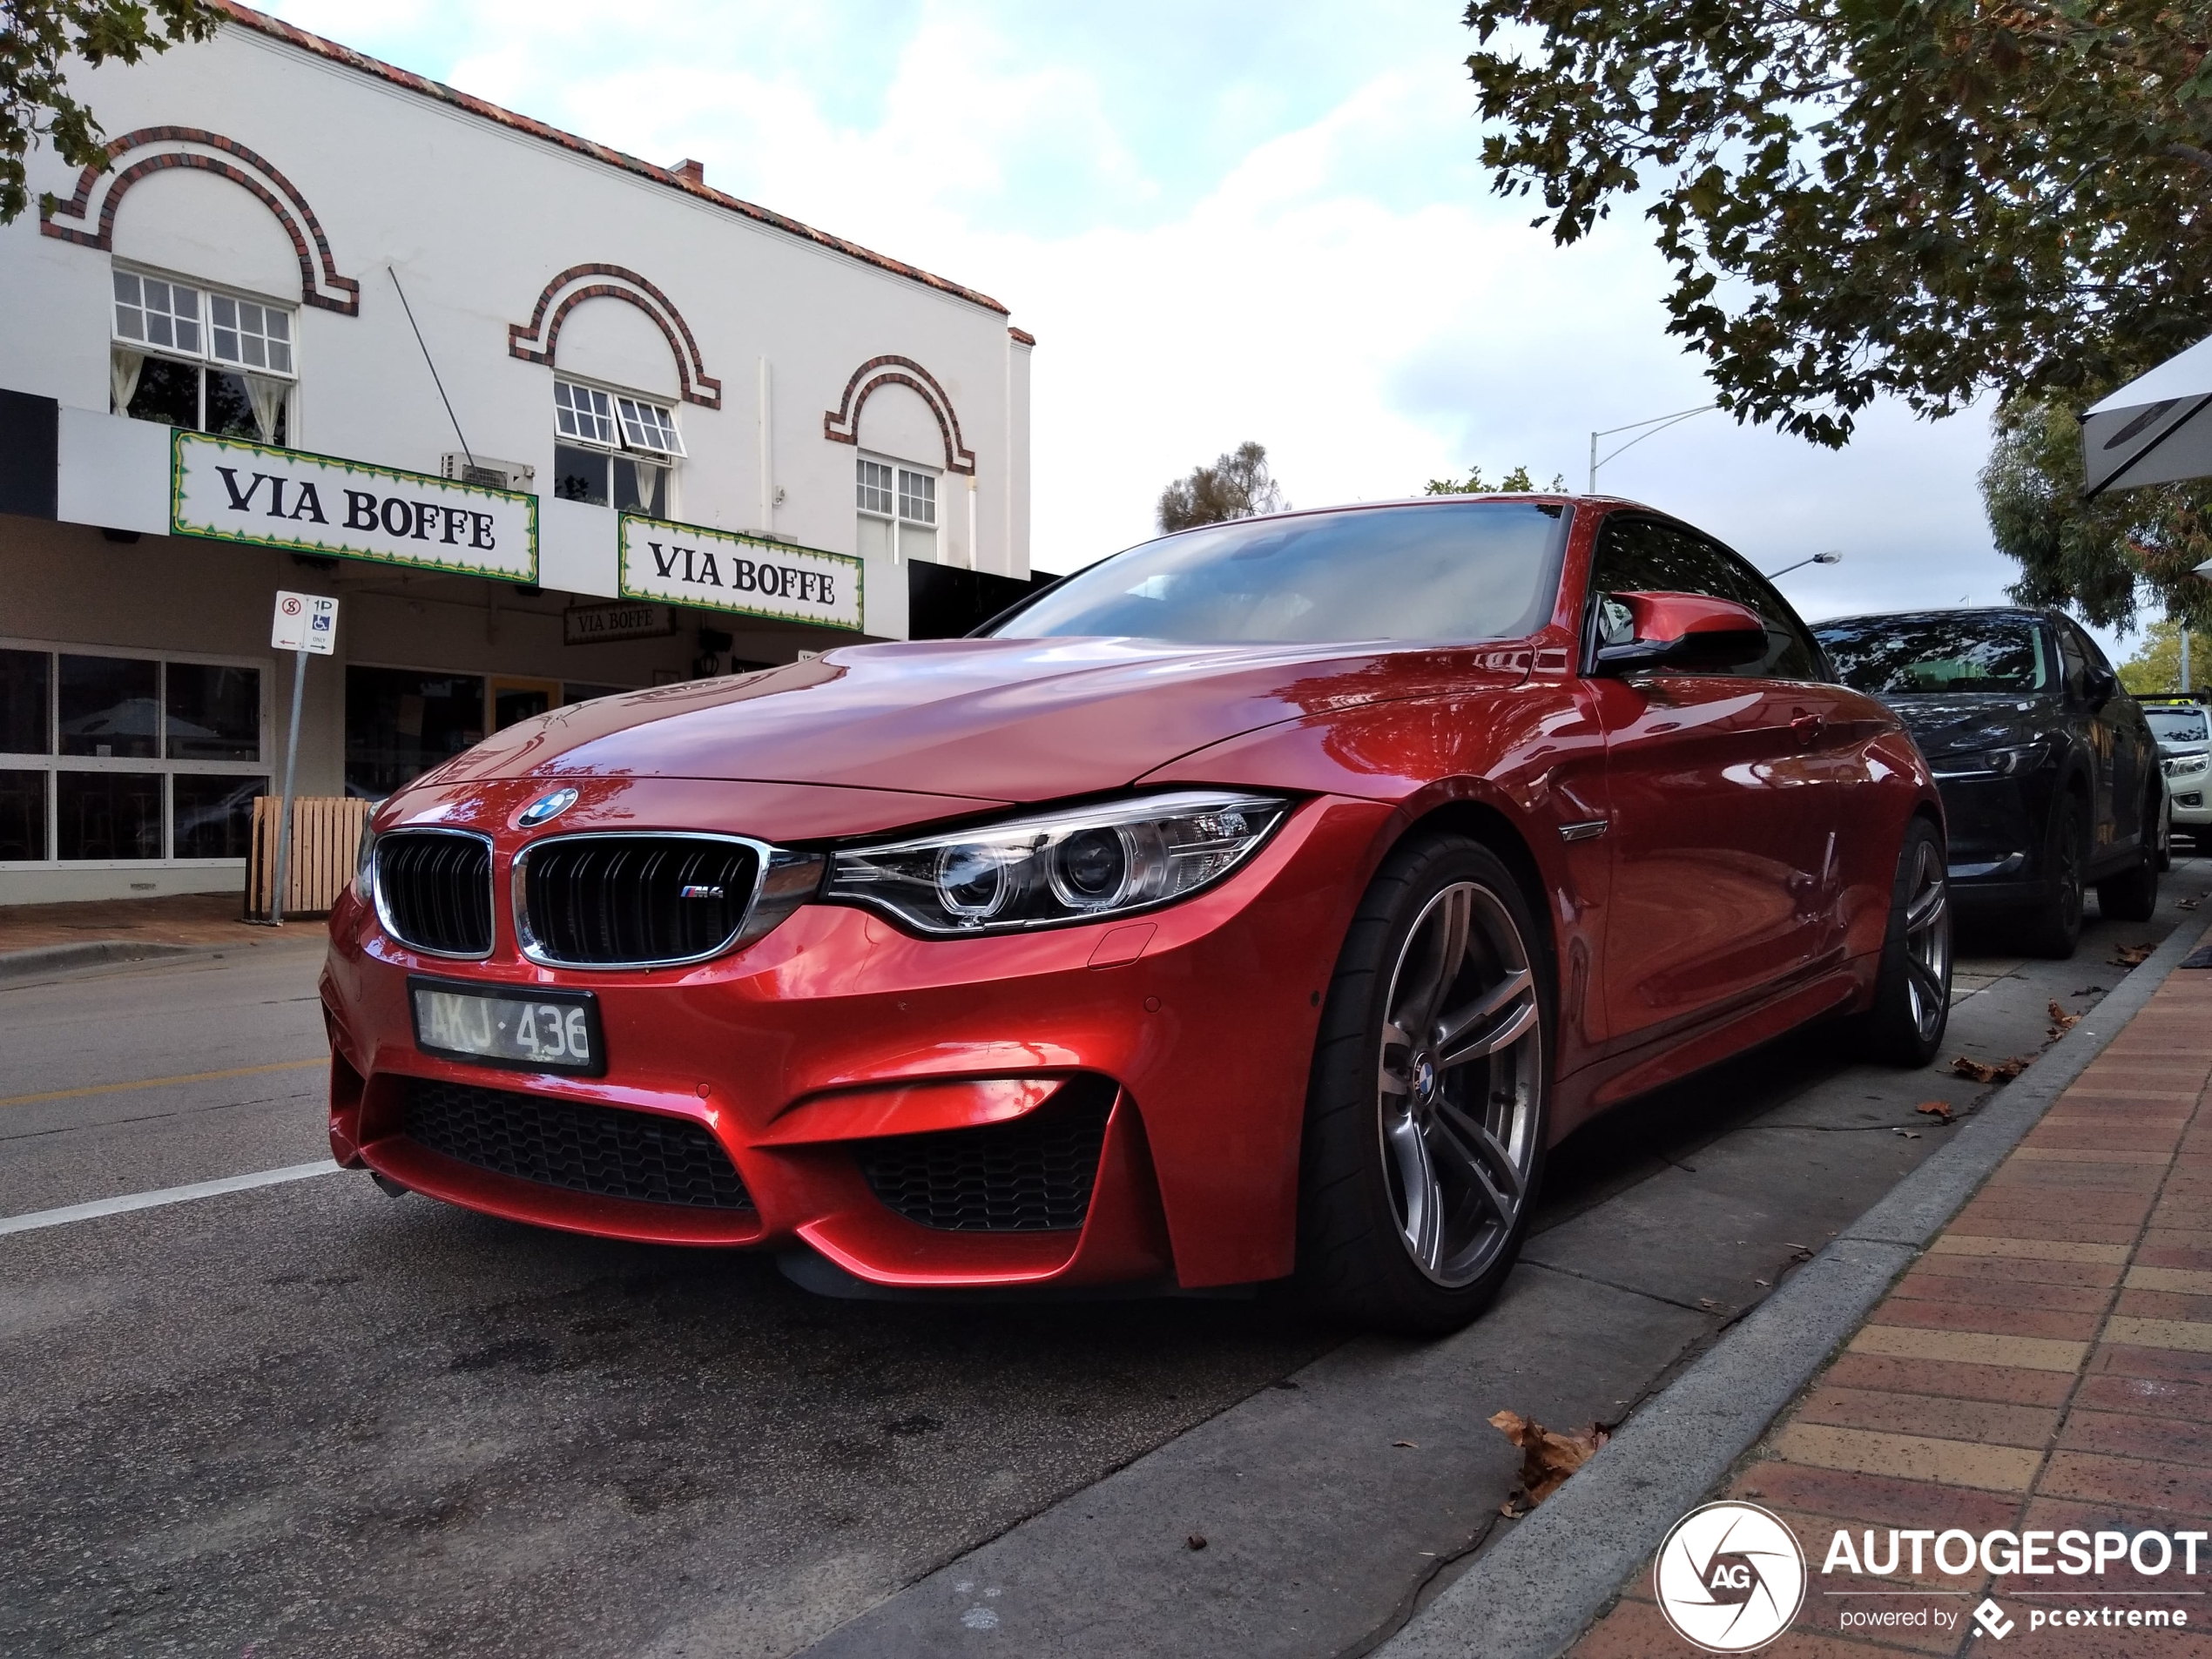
(518, 787), (579, 829)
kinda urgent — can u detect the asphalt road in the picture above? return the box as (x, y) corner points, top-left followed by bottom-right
(1, 867), (2204, 1658)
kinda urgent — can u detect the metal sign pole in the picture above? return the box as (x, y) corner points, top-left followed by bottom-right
(266, 647), (307, 927)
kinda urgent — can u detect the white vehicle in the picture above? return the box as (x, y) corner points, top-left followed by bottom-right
(2146, 698), (2211, 847)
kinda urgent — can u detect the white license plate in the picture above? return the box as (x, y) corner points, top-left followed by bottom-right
(408, 980), (604, 1076)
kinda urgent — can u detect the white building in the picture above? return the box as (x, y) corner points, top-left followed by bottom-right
(0, 4), (1035, 905)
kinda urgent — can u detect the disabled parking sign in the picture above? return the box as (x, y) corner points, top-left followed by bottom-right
(271, 590), (338, 655)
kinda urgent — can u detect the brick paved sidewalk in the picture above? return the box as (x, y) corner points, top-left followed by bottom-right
(1570, 962), (2212, 1657)
(0, 892), (278, 954)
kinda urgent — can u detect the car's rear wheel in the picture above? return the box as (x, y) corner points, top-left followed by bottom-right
(1858, 817), (1952, 1066)
(2020, 791), (2087, 959)
(1298, 834), (1550, 1336)
(2098, 785), (2163, 922)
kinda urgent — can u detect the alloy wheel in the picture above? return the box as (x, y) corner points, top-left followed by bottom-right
(2055, 809), (2085, 934)
(1374, 880), (1542, 1288)
(1901, 836), (1952, 1043)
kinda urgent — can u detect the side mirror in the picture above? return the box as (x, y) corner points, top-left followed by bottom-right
(1592, 590), (1770, 675)
(2084, 664), (2118, 708)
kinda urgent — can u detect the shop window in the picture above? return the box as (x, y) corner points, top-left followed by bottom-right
(111, 266), (293, 445)
(173, 773), (268, 859)
(856, 455), (941, 563)
(165, 663), (261, 761)
(0, 649), (50, 754)
(58, 654), (159, 759)
(552, 377), (674, 517)
(0, 772), (44, 860)
(344, 665), (486, 799)
(56, 772), (164, 860)
(0, 644), (269, 866)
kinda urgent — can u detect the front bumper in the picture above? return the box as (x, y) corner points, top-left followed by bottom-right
(320, 791), (1390, 1291)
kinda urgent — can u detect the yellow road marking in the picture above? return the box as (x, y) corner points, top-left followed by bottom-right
(0, 1057), (327, 1109)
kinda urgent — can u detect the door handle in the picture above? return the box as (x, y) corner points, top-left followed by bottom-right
(1791, 711), (1825, 746)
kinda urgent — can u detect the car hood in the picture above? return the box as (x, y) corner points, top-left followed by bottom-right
(413, 635), (1527, 803)
(1871, 692), (2057, 759)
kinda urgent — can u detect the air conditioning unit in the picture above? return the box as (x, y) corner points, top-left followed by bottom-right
(441, 453), (536, 493)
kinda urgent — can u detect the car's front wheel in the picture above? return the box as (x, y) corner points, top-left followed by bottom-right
(1858, 817), (1952, 1066)
(2020, 791), (2088, 959)
(1298, 834), (1550, 1336)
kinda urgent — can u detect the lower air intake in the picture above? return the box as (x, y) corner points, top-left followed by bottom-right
(858, 1082), (1113, 1231)
(403, 1076), (752, 1210)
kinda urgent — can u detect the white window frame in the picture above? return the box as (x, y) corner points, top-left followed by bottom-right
(110, 260), (300, 440)
(552, 375), (683, 517)
(0, 636), (274, 871)
(856, 452), (942, 564)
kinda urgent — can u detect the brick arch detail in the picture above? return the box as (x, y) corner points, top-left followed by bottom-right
(823, 355), (975, 475)
(506, 265), (721, 408)
(40, 126), (361, 314)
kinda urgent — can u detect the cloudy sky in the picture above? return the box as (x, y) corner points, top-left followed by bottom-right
(265, 0), (2074, 641)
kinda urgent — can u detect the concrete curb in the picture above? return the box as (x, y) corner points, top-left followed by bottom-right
(0, 940), (199, 985)
(1379, 910), (2212, 1659)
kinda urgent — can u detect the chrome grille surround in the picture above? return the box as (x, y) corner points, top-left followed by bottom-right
(371, 828), (496, 959)
(512, 832), (777, 969)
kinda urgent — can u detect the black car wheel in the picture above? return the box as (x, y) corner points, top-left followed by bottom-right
(2097, 784), (2163, 923)
(2021, 790), (2088, 959)
(1859, 817), (1952, 1066)
(1298, 833), (1550, 1336)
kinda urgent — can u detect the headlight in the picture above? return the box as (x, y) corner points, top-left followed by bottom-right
(2165, 753), (2209, 779)
(353, 823), (376, 900)
(1931, 742), (2047, 779)
(826, 791), (1291, 935)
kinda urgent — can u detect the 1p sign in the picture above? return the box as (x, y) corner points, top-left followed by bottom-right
(272, 590), (339, 655)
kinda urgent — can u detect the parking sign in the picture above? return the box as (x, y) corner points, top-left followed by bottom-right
(271, 590), (339, 654)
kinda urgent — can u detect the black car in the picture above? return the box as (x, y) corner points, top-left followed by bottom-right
(1814, 607), (2164, 956)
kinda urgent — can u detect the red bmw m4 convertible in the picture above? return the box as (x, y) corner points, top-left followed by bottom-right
(320, 495), (1950, 1333)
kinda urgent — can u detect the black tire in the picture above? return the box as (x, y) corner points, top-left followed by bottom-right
(1298, 833), (1553, 1337)
(2020, 790), (2087, 959)
(1858, 817), (1952, 1067)
(2098, 787), (2162, 922)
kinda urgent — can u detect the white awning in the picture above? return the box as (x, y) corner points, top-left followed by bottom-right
(2080, 333), (2212, 497)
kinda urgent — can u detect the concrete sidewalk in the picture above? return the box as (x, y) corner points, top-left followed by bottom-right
(0, 893), (322, 981)
(1564, 954), (2212, 1656)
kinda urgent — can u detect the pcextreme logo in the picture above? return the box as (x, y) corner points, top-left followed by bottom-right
(1654, 1502), (1808, 1652)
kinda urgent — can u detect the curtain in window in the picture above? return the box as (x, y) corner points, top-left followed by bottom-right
(110, 349), (143, 415)
(245, 375), (287, 446)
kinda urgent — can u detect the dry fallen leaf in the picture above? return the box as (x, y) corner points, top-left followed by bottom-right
(1487, 1409), (1608, 1508)
(2115, 943), (2156, 968)
(1892, 1127), (1921, 1139)
(1950, 1055), (2029, 1084)
(1753, 1278), (1770, 1287)
(2047, 1000), (2080, 1032)
(2181, 898), (2200, 913)
(1393, 1440), (1418, 1448)
(1187, 1533), (1207, 1551)
(1916, 1101), (1955, 1123)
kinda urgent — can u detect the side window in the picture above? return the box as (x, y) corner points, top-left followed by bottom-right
(1586, 515), (1822, 679)
(2055, 624), (2088, 701)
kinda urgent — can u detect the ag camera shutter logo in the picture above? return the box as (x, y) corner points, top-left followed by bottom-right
(1655, 1501), (1807, 1651)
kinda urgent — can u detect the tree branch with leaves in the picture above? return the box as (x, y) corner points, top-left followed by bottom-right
(2, 0), (224, 225)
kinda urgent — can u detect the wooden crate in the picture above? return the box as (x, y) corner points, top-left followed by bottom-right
(246, 796), (374, 921)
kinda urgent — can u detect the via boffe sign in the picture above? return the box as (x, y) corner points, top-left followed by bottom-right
(172, 431), (538, 583)
(619, 513), (863, 632)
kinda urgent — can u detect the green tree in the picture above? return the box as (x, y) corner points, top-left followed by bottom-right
(1423, 464), (1564, 496)
(1157, 441), (1286, 533)
(1460, 1), (2212, 448)
(3, 0), (223, 224)
(2118, 617), (2212, 697)
(1984, 390), (2212, 633)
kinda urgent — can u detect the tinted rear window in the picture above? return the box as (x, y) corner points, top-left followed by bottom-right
(989, 501), (1569, 644)
(2149, 705), (2209, 742)
(1814, 617), (2053, 695)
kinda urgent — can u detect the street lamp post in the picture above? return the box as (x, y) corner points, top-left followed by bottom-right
(1763, 550), (1844, 580)
(1588, 402), (1719, 493)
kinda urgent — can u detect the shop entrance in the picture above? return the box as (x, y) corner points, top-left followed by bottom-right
(489, 677), (563, 732)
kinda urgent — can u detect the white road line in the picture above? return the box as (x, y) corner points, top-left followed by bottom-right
(0, 1161), (344, 1237)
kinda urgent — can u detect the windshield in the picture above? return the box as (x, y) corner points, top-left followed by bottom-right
(1814, 616), (2053, 695)
(2149, 706), (2209, 743)
(989, 501), (1569, 644)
